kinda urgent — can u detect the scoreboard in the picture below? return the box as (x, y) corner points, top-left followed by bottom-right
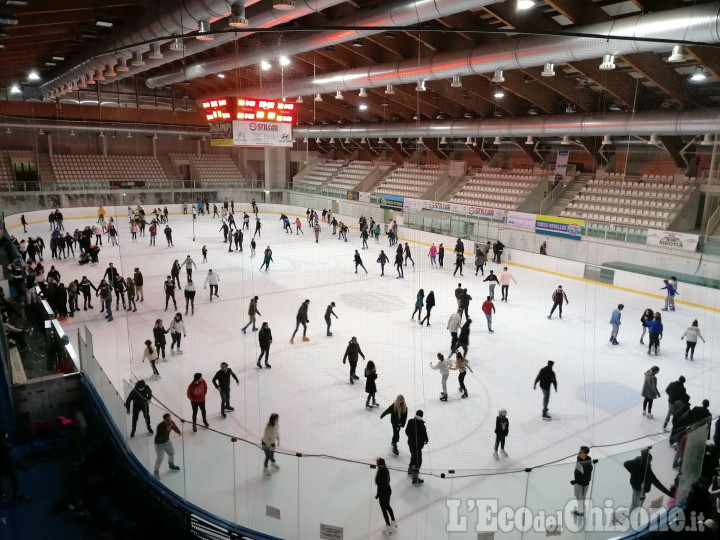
(203, 97), (295, 148)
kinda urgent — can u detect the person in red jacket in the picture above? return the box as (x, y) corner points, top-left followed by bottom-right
(187, 373), (209, 432)
(481, 296), (496, 333)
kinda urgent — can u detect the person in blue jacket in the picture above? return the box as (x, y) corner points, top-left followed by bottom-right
(661, 279), (678, 312)
(647, 312), (664, 355)
(609, 304), (624, 345)
(411, 289), (424, 321)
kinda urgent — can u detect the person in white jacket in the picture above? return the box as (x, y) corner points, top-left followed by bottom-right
(681, 320), (706, 361)
(204, 269), (220, 301)
(262, 413), (280, 475)
(169, 313), (187, 355)
(183, 255), (198, 282)
(142, 339), (160, 378)
(447, 310), (462, 354)
(430, 353), (451, 401)
(499, 267), (517, 302)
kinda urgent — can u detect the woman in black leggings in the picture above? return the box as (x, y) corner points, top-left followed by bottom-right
(153, 319), (169, 360)
(375, 458), (397, 534)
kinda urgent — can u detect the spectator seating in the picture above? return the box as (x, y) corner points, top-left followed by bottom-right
(450, 170), (542, 210)
(295, 159), (346, 187)
(50, 154), (169, 187)
(373, 163), (444, 198)
(192, 155), (245, 183)
(0, 151), (15, 189)
(327, 161), (376, 190)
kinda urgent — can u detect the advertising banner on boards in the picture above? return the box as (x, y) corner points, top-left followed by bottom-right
(346, 191), (359, 201)
(506, 211), (537, 229)
(467, 205), (506, 220)
(378, 194), (404, 211)
(535, 214), (584, 240)
(359, 192), (371, 203)
(646, 229), (699, 252)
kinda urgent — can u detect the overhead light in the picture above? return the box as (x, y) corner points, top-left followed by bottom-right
(27, 70), (40, 81)
(86, 72), (95, 85)
(491, 70), (505, 83)
(385, 31), (396, 38)
(69, 130), (75, 137)
(648, 134), (658, 144)
(599, 54), (615, 71)
(5, 1), (28, 5)
(45, 61), (56, 67)
(229, 2), (249, 27)
(104, 64), (117, 77)
(541, 63), (555, 77)
(169, 38), (184, 51)
(451, 75), (462, 88)
(148, 43), (163, 59)
(335, 91), (344, 100)
(493, 136), (501, 145)
(152, 133), (158, 140)
(472, 139), (477, 147)
(412, 113), (420, 120)
(667, 45), (685, 63)
(324, 45), (335, 52)
(344, 138), (350, 144)
(525, 136), (534, 145)
(417, 137), (423, 144)
(440, 137), (447, 144)
(296, 96), (303, 103)
(329, 138), (335, 144)
(303, 138), (308, 143)
(699, 134), (715, 146)
(197, 19), (213, 40)
(178, 134), (183, 141)
(272, 0), (296, 10)
(96, 18), (113, 28)
(380, 101), (388, 107)
(462, 111), (473, 119)
(527, 108), (538, 115)
(690, 66), (707, 82)
(0, 28), (7, 38)
(359, 103), (368, 111)
(378, 137), (384, 143)
(609, 102), (622, 112)
(279, 56), (290, 67)
(565, 104), (575, 114)
(493, 88), (505, 99)
(397, 137), (402, 144)
(493, 110), (502, 117)
(358, 88), (367, 97)
(38, 128), (45, 136)
(131, 51), (144, 66)
(71, 82), (79, 91)
(385, 85), (395, 95)
(52, 55), (65, 62)
(115, 57), (129, 72)
(126, 132), (132, 139)
(260, 60), (271, 70)
(314, 93), (323, 101)
(4, 127), (10, 134)
(517, 0), (534, 9)
(601, 135), (611, 146)
(217, 73), (225, 79)
(561, 135), (570, 145)
(361, 137), (366, 144)
(0, 12), (19, 25)
(78, 78), (87, 88)
(349, 39), (362, 48)
(9, 84), (21, 94)
(465, 137), (472, 145)
(415, 81), (426, 92)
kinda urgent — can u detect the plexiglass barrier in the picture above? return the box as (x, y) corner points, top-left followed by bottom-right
(75, 324), (712, 540)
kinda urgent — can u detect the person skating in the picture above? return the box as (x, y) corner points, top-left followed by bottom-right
(242, 212), (250, 230)
(447, 309), (462, 353)
(164, 225), (173, 247)
(79, 276), (97, 310)
(450, 352), (473, 398)
(313, 222), (321, 243)
(661, 279), (678, 311)
(204, 269), (220, 301)
(624, 449), (671, 511)
(183, 255), (197, 282)
(394, 250), (404, 279)
(257, 322), (272, 368)
(481, 296), (495, 333)
(99, 281), (113, 322)
(641, 366), (661, 419)
(361, 228), (369, 250)
(451, 318), (471, 357)
(403, 243), (415, 267)
(458, 289), (472, 320)
(260, 247), (273, 271)
(534, 360), (557, 419)
(419, 291), (435, 326)
(142, 339), (161, 378)
(186, 373), (209, 432)
(381, 395), (408, 456)
(234, 230), (243, 252)
(492, 240), (504, 264)
(499, 267), (517, 302)
(184, 280), (196, 315)
(148, 222), (157, 245)
(453, 251), (465, 277)
(342, 336), (365, 384)
(125, 276), (137, 312)
(474, 246), (485, 276)
(411, 289), (424, 321)
(254, 218), (262, 238)
(250, 238), (256, 257)
(428, 244), (438, 267)
(168, 313), (186, 355)
(570, 446), (593, 516)
(647, 312), (663, 355)
(454, 283), (464, 308)
(662, 376), (688, 431)
(405, 410), (428, 485)
(125, 380), (154, 438)
(153, 319), (169, 361)
(354, 250), (368, 274)
(477, 263), (500, 300)
(262, 414), (280, 476)
(547, 285), (568, 319)
(153, 413), (181, 479)
(430, 353), (451, 401)
(365, 361), (379, 409)
(377, 250), (389, 276)
(294, 217), (303, 235)
(163, 276), (177, 311)
(103, 262), (119, 283)
(609, 304), (624, 345)
(493, 409), (509, 459)
(682, 320), (706, 360)
(242, 297), (261, 333)
(212, 362), (239, 418)
(112, 274), (127, 311)
(170, 260), (181, 290)
(290, 299), (310, 344)
(324, 302), (338, 336)
(640, 308), (653, 345)
(438, 243), (444, 268)
(375, 458), (398, 535)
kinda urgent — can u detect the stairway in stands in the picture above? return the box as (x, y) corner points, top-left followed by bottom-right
(158, 155), (181, 187)
(36, 153), (57, 186)
(546, 176), (589, 216)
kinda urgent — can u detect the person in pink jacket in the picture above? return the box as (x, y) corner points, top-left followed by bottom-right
(428, 244), (438, 267)
(186, 373), (209, 432)
(499, 267), (517, 302)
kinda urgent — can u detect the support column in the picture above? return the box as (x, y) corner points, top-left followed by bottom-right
(264, 147), (290, 190)
(47, 134), (53, 157)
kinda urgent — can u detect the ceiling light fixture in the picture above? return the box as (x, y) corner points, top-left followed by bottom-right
(359, 103), (368, 110)
(314, 93), (323, 101)
(131, 50), (144, 66)
(527, 108), (538, 115)
(415, 81), (426, 92)
(378, 137), (384, 143)
(396, 137), (402, 144)
(417, 137), (423, 144)
(0, 12), (19, 25)
(197, 19), (213, 40)
(609, 102), (622, 112)
(335, 91), (344, 100)
(667, 45), (685, 63)
(279, 56), (290, 67)
(296, 96), (303, 103)
(601, 135), (611, 146)
(115, 57), (129, 72)
(525, 136), (534, 145)
(229, 2), (249, 27)
(178, 134), (183, 141)
(127, 132), (132, 139)
(352, 39), (363, 47)
(493, 110), (503, 117)
(360, 138), (366, 144)
(38, 128), (45, 136)
(315, 138), (321, 143)
(169, 38), (184, 51)
(78, 78), (87, 88)
(260, 60), (271, 70)
(86, 72), (95, 85)
(69, 130), (75, 136)
(565, 103), (575, 114)
(440, 137), (447, 145)
(9, 84), (21, 94)
(517, 0), (534, 10)
(27, 70), (40, 81)
(493, 136), (501, 145)
(104, 64), (116, 77)
(599, 54), (616, 71)
(273, 0), (296, 10)
(493, 88), (505, 99)
(541, 63), (555, 77)
(491, 70), (505, 83)
(385, 85), (395, 95)
(465, 136), (472, 145)
(462, 111), (473, 119)
(217, 73), (225, 79)
(96, 18), (113, 28)
(690, 66), (707, 82)
(358, 87), (367, 97)
(451, 75), (462, 88)
(52, 55), (65, 62)
(148, 43), (163, 59)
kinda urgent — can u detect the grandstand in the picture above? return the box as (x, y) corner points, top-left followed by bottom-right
(294, 158), (346, 187)
(0, 151), (16, 189)
(168, 154), (246, 184)
(326, 160), (376, 190)
(50, 154), (169, 188)
(373, 163), (444, 198)
(449, 168), (544, 211)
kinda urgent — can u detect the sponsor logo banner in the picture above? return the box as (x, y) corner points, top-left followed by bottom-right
(535, 214), (584, 240)
(346, 190), (359, 201)
(403, 197), (424, 211)
(378, 194), (404, 211)
(232, 120), (292, 147)
(210, 121), (233, 147)
(506, 211), (537, 229)
(646, 229), (698, 252)
(468, 205), (505, 220)
(554, 149), (569, 181)
(359, 192), (371, 203)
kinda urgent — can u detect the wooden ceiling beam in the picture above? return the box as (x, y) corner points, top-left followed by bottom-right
(488, 70), (557, 114)
(520, 67), (599, 112)
(542, 0), (611, 25)
(686, 46), (720, 82)
(621, 52), (704, 108)
(567, 60), (642, 108)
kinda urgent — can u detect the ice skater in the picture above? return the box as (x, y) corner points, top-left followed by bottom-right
(453, 251), (465, 277)
(451, 318), (471, 357)
(153, 319), (169, 361)
(681, 319), (706, 360)
(450, 352), (473, 398)
(647, 312), (663, 355)
(202, 245), (207, 263)
(257, 322), (272, 368)
(354, 250), (367, 274)
(662, 376), (687, 431)
(262, 414), (280, 476)
(170, 260), (181, 290)
(153, 414), (181, 479)
(411, 289), (424, 321)
(183, 255), (197, 282)
(142, 339), (160, 378)
(204, 269), (220, 301)
(168, 312), (186, 355)
(125, 380), (154, 437)
(609, 304), (624, 345)
(419, 291), (435, 326)
(260, 247), (273, 271)
(404, 243), (415, 267)
(394, 250), (404, 279)
(640, 308), (653, 345)
(661, 279), (678, 311)
(365, 361), (379, 409)
(499, 267), (516, 302)
(405, 410), (428, 485)
(377, 250), (389, 276)
(430, 353), (450, 402)
(447, 309), (462, 353)
(483, 270), (498, 301)
(254, 218), (262, 238)
(242, 296), (261, 333)
(342, 336), (365, 383)
(474, 246), (485, 276)
(290, 299), (310, 344)
(481, 296), (495, 333)
(547, 285), (568, 319)
(493, 409), (509, 459)
(380, 395), (407, 456)
(375, 458), (398, 535)
(428, 244), (437, 267)
(163, 276), (177, 311)
(243, 212), (250, 230)
(458, 289), (472, 320)
(324, 302), (338, 336)
(533, 360), (557, 420)
(212, 362), (239, 418)
(641, 366), (660, 418)
(186, 373), (209, 432)
(313, 222), (321, 243)
(184, 280), (196, 315)
(294, 217), (303, 235)
(571, 446), (593, 516)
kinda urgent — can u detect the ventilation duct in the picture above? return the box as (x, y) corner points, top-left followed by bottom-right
(223, 4), (720, 99)
(145, 0), (503, 88)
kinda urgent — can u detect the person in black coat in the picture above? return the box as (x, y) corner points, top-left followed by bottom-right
(663, 376), (688, 430)
(212, 362), (240, 418)
(375, 458), (397, 534)
(451, 318), (472, 356)
(365, 361), (379, 409)
(570, 446), (593, 516)
(438, 244), (444, 267)
(493, 409), (509, 459)
(164, 276), (177, 311)
(170, 260), (181, 289)
(124, 380), (154, 437)
(290, 299), (310, 344)
(394, 251), (404, 279)
(380, 395), (408, 455)
(534, 360), (557, 420)
(153, 319), (169, 360)
(342, 336), (365, 384)
(406, 410), (428, 485)
(492, 240), (504, 264)
(624, 449), (671, 511)
(257, 322), (272, 368)
(419, 291), (435, 326)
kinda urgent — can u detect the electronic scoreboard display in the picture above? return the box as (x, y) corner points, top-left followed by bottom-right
(202, 98), (295, 147)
